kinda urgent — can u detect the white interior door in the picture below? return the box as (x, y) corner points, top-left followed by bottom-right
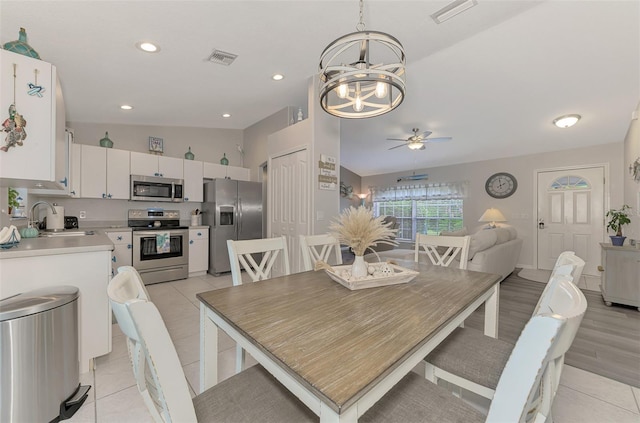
(269, 148), (310, 275)
(537, 166), (605, 276)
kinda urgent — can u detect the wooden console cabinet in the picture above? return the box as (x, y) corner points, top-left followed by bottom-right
(600, 243), (640, 311)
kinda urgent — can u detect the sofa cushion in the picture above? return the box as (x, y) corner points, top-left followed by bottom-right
(439, 227), (468, 237)
(494, 227), (511, 245)
(468, 230), (498, 259)
(505, 226), (518, 240)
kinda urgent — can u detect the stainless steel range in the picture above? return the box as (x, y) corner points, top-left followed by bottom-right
(128, 209), (188, 285)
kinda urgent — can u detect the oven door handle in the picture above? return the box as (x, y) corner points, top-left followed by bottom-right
(134, 231), (166, 237)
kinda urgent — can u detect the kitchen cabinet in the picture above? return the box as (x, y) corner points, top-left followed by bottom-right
(80, 145), (130, 199)
(600, 243), (640, 311)
(29, 130), (81, 197)
(130, 151), (183, 179)
(183, 159), (204, 202)
(106, 230), (132, 277)
(203, 162), (250, 181)
(0, 50), (67, 190)
(189, 227), (209, 276)
(0, 246), (112, 373)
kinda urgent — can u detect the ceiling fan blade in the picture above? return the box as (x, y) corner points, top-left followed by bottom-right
(419, 144), (426, 150)
(419, 131), (432, 139)
(388, 144), (407, 150)
(387, 138), (409, 142)
(424, 137), (452, 143)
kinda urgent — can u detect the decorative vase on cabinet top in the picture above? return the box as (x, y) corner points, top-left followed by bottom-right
(184, 147), (195, 160)
(99, 132), (113, 148)
(220, 153), (229, 166)
(3, 28), (40, 60)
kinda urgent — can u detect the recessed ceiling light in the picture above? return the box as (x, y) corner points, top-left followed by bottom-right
(222, 113), (231, 118)
(136, 42), (160, 53)
(272, 74), (284, 81)
(553, 114), (581, 128)
(120, 105), (133, 110)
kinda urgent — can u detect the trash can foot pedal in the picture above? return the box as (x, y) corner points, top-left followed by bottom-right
(55, 383), (91, 422)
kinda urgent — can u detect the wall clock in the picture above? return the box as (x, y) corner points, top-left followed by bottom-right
(485, 172), (517, 199)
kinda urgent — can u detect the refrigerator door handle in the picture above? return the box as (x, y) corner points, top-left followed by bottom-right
(238, 198), (243, 235)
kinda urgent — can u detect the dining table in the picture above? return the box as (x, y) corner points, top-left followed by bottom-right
(197, 259), (501, 423)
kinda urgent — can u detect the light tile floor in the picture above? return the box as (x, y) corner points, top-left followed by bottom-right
(68, 273), (640, 423)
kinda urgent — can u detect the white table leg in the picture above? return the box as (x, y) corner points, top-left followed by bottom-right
(484, 283), (500, 338)
(320, 402), (357, 423)
(200, 303), (218, 393)
(235, 345), (246, 374)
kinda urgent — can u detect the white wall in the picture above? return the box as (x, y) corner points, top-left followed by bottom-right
(69, 121), (243, 166)
(244, 107), (294, 182)
(362, 142), (624, 268)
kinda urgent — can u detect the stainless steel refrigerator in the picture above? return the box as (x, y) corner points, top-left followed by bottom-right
(203, 179), (263, 275)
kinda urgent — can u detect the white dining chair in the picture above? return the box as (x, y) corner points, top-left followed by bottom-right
(227, 236), (290, 286)
(299, 233), (343, 271)
(534, 251), (585, 315)
(227, 236), (291, 372)
(424, 262), (587, 405)
(115, 265), (151, 301)
(414, 233), (471, 269)
(107, 273), (316, 423)
(361, 312), (572, 423)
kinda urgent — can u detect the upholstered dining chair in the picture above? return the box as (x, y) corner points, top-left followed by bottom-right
(361, 312), (572, 423)
(227, 236), (291, 372)
(299, 234), (342, 271)
(424, 263), (587, 407)
(107, 274), (316, 423)
(414, 233), (471, 269)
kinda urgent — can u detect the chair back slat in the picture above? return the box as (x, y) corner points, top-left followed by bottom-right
(415, 234), (471, 269)
(228, 236), (290, 285)
(300, 234), (342, 271)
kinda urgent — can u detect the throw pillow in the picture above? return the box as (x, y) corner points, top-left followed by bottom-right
(504, 226), (518, 240)
(468, 230), (498, 260)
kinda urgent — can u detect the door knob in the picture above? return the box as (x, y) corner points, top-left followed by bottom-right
(538, 218), (545, 229)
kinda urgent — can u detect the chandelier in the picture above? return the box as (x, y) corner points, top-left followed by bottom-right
(318, 0), (406, 119)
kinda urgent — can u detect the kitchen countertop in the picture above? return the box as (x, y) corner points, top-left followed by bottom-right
(189, 225), (209, 230)
(0, 229), (113, 259)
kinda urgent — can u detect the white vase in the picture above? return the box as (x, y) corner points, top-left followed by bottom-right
(351, 255), (368, 279)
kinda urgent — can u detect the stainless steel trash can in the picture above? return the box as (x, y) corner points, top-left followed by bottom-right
(1, 286), (90, 422)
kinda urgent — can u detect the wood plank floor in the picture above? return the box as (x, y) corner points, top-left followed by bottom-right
(464, 271), (640, 387)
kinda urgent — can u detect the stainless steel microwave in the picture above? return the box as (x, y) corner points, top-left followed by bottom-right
(130, 175), (183, 202)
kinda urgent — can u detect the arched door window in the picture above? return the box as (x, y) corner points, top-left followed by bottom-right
(549, 175), (590, 190)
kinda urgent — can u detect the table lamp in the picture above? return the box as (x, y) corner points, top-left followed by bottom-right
(358, 194), (367, 207)
(479, 208), (506, 228)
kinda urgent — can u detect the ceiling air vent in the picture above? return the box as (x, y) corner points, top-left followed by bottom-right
(207, 49), (238, 66)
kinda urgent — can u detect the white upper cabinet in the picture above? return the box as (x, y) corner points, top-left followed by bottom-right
(0, 50), (66, 189)
(183, 159), (203, 202)
(130, 151), (183, 179)
(80, 145), (130, 199)
(203, 163), (250, 181)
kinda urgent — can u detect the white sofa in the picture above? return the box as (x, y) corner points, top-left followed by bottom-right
(366, 226), (522, 282)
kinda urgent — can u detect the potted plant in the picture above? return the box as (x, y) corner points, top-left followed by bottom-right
(606, 205), (632, 246)
(7, 187), (19, 216)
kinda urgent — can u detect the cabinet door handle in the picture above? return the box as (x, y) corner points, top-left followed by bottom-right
(102, 193), (107, 198)
(185, 197), (189, 201)
(189, 240), (194, 244)
(127, 244), (132, 249)
(107, 193), (112, 199)
(197, 232), (202, 236)
(60, 177), (68, 187)
(112, 256), (116, 262)
(71, 190), (76, 195)
(117, 236), (122, 241)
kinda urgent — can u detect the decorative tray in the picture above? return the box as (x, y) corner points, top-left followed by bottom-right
(324, 262), (419, 291)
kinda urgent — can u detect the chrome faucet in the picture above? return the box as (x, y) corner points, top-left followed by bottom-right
(29, 201), (57, 228)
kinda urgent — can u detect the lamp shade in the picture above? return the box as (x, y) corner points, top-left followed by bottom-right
(478, 208), (507, 223)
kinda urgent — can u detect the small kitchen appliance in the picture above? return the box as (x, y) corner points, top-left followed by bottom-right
(45, 203), (65, 231)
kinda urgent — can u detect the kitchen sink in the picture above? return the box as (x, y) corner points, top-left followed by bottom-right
(39, 230), (96, 237)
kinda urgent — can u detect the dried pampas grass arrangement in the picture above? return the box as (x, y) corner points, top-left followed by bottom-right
(329, 206), (398, 256)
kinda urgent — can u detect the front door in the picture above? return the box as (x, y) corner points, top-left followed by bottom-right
(537, 166), (605, 276)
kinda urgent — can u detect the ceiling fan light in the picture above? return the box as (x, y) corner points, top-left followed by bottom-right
(408, 141), (423, 150)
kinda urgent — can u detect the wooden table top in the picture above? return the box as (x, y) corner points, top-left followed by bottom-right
(197, 260), (500, 413)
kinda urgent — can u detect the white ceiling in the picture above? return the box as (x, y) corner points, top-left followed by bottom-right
(1, 1), (638, 177)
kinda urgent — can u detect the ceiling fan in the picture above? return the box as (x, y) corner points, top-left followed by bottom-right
(387, 128), (452, 150)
